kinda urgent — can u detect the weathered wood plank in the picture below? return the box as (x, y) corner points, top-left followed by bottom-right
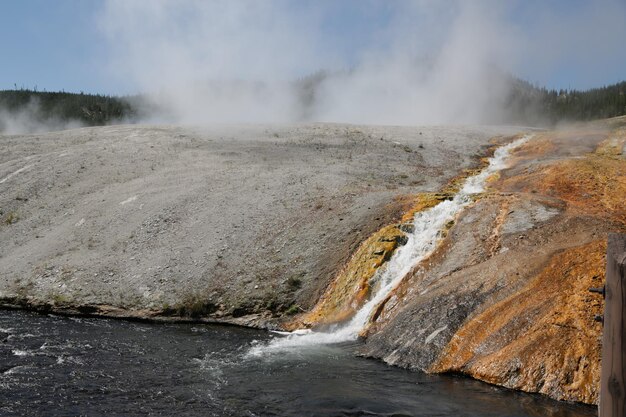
(600, 233), (626, 417)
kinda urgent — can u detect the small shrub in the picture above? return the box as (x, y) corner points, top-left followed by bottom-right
(285, 304), (301, 316)
(163, 295), (217, 318)
(265, 298), (280, 312)
(52, 293), (70, 306)
(287, 274), (303, 289)
(4, 211), (18, 225)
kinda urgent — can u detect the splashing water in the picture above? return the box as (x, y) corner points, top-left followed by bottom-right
(248, 135), (530, 356)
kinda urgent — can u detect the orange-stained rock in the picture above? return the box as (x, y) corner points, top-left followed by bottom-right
(356, 125), (625, 405)
(285, 223), (408, 329)
(430, 240), (605, 404)
(501, 141), (626, 225)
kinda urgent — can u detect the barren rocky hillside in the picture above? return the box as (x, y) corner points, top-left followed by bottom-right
(0, 123), (521, 325)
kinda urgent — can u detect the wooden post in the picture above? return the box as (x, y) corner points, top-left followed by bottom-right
(600, 233), (626, 417)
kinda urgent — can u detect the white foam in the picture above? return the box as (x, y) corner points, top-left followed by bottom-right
(248, 136), (530, 356)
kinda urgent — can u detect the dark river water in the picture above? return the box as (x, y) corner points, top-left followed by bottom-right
(0, 309), (597, 417)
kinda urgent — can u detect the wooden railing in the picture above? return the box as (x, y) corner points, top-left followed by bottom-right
(599, 234), (626, 417)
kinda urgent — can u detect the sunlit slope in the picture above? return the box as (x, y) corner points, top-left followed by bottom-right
(0, 123), (521, 326)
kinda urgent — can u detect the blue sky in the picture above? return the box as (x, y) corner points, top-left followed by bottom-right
(0, 1), (109, 93)
(1, 0), (625, 95)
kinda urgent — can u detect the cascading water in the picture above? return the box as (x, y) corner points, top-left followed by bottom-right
(248, 136), (530, 356)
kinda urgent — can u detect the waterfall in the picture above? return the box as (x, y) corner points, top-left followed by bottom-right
(248, 135), (530, 356)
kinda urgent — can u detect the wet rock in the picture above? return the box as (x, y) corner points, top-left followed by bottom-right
(231, 306), (252, 318)
(395, 235), (409, 246)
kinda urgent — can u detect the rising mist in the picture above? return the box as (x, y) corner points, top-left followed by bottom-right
(94, 0), (626, 126)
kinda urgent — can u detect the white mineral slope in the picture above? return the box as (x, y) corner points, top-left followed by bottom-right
(0, 123), (525, 325)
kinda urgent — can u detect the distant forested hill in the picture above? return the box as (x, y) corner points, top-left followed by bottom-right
(504, 78), (626, 125)
(292, 72), (626, 126)
(1, 77), (625, 133)
(0, 89), (138, 129)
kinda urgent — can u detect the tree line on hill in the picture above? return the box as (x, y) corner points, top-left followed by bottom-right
(0, 89), (140, 132)
(504, 78), (626, 126)
(1, 76), (625, 133)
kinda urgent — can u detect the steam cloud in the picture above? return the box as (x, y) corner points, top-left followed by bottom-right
(0, 98), (83, 135)
(96, 0), (626, 126)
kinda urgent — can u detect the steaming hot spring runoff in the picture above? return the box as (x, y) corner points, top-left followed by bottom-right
(1, 2), (626, 416)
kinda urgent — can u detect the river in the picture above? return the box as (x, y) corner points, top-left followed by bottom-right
(1, 309), (596, 416)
